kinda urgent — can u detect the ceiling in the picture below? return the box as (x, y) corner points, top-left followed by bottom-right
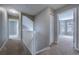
(0, 4), (67, 15)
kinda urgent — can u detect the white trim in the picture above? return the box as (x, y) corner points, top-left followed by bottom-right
(57, 13), (59, 43)
(35, 47), (50, 54)
(32, 30), (36, 55)
(18, 12), (21, 41)
(49, 14), (54, 45)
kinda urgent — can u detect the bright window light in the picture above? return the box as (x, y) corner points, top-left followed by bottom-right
(9, 19), (19, 39)
(8, 9), (19, 14)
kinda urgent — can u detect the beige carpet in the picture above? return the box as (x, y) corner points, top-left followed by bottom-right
(38, 37), (79, 55)
(0, 39), (31, 55)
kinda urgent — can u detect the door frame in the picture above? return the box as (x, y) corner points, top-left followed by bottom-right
(56, 8), (77, 49)
(49, 14), (54, 45)
(73, 7), (79, 50)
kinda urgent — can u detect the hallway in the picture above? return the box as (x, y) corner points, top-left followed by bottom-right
(0, 39), (31, 55)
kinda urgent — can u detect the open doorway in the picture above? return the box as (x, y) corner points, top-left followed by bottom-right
(22, 15), (33, 54)
(57, 9), (75, 54)
(9, 18), (19, 40)
(8, 9), (20, 40)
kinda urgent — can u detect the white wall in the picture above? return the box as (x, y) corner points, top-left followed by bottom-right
(34, 8), (54, 53)
(0, 8), (8, 49)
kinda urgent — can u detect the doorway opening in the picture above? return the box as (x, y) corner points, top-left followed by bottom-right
(57, 9), (75, 54)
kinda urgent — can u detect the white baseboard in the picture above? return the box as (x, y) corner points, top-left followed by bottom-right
(35, 46), (50, 54)
(0, 39), (8, 51)
(74, 47), (79, 51)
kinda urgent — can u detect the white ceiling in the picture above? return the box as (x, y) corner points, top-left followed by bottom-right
(0, 4), (66, 15)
